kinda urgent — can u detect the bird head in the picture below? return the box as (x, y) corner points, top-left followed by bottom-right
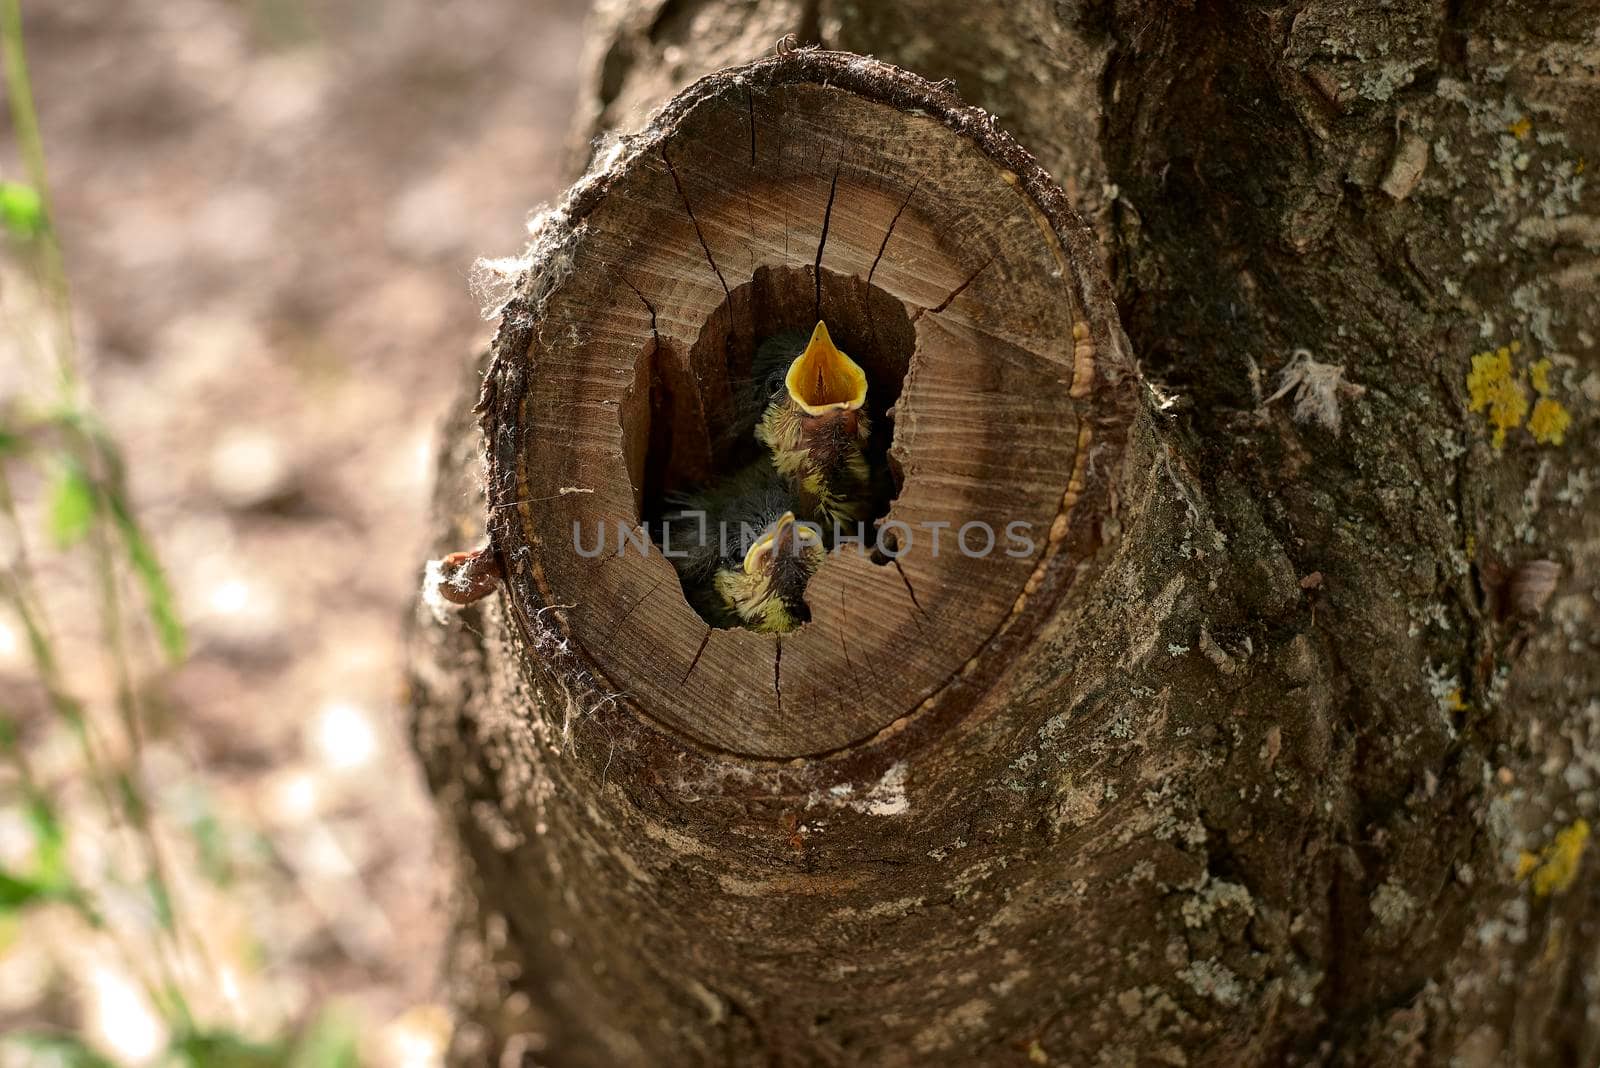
(717, 510), (825, 632)
(784, 321), (867, 430)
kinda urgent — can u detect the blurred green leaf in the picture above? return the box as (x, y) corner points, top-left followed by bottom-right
(147, 873), (175, 931)
(0, 799), (75, 913)
(171, 1030), (290, 1068)
(46, 462), (96, 547)
(115, 768), (148, 823)
(107, 490), (187, 661)
(287, 1005), (361, 1068)
(0, 865), (65, 911)
(5, 1032), (119, 1068)
(188, 805), (235, 887)
(0, 867), (48, 909)
(24, 793), (67, 883)
(0, 179), (43, 238)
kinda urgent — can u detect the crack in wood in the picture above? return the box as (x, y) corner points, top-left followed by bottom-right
(912, 257), (993, 321)
(773, 635), (783, 716)
(814, 162), (842, 321)
(741, 96), (760, 275)
(617, 271), (660, 341)
(743, 187), (759, 276)
(680, 626), (712, 686)
(865, 178), (918, 359)
(604, 575), (665, 642)
(891, 558), (928, 632)
(867, 178), (918, 289)
(661, 147), (730, 299)
(745, 84), (756, 166)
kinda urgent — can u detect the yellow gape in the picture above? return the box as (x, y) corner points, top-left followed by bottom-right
(784, 321), (868, 414)
(758, 322), (876, 529)
(713, 512), (825, 634)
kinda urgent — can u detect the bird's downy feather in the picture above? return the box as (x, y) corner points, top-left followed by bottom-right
(660, 456), (794, 582)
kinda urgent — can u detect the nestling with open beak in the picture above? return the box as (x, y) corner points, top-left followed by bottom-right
(712, 510), (825, 633)
(660, 457), (820, 632)
(756, 321), (875, 530)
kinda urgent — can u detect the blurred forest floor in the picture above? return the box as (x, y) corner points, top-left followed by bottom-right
(0, 0), (588, 1061)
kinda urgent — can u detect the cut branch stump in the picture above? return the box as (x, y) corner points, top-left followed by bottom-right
(479, 50), (1137, 760)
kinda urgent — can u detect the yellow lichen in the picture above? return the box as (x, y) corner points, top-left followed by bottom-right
(1515, 851), (1539, 881)
(1529, 357), (1553, 395)
(1445, 688), (1469, 712)
(1507, 116), (1532, 140)
(1530, 819), (1590, 897)
(1529, 398), (1572, 445)
(1466, 348), (1529, 448)
(1466, 344), (1574, 448)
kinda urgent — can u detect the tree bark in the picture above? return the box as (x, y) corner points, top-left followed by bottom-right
(408, 3), (1600, 1065)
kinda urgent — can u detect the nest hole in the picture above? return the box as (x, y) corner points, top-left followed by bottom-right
(620, 264), (916, 626)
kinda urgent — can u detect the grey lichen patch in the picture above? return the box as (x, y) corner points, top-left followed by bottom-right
(1176, 959), (1245, 1007)
(1370, 878), (1418, 929)
(826, 895), (926, 923)
(1283, 0), (1438, 108)
(1144, 780), (1208, 849)
(1004, 748), (1040, 795)
(1180, 877), (1255, 930)
(910, 997), (991, 1053)
(1359, 59), (1431, 103)
(1475, 895), (1531, 951)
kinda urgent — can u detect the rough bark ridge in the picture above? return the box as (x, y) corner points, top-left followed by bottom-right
(409, 2), (1600, 1065)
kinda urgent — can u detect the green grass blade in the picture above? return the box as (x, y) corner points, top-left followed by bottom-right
(46, 460), (96, 547)
(0, 178), (43, 237)
(106, 490), (186, 661)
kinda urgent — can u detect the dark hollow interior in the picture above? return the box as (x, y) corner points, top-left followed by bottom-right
(624, 264), (916, 527)
(617, 265), (917, 625)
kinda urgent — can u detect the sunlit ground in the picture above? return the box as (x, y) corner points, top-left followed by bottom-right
(0, 0), (588, 1062)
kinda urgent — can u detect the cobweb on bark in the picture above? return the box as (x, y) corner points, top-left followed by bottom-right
(1265, 349), (1366, 435)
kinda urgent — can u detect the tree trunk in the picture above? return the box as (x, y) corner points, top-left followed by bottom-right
(408, 3), (1600, 1065)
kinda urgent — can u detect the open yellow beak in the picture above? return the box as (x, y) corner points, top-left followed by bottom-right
(741, 511), (820, 574)
(785, 321), (868, 415)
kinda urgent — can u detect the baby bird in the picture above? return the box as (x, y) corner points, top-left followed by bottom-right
(756, 321), (875, 531)
(659, 457), (819, 632)
(712, 511), (825, 633)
